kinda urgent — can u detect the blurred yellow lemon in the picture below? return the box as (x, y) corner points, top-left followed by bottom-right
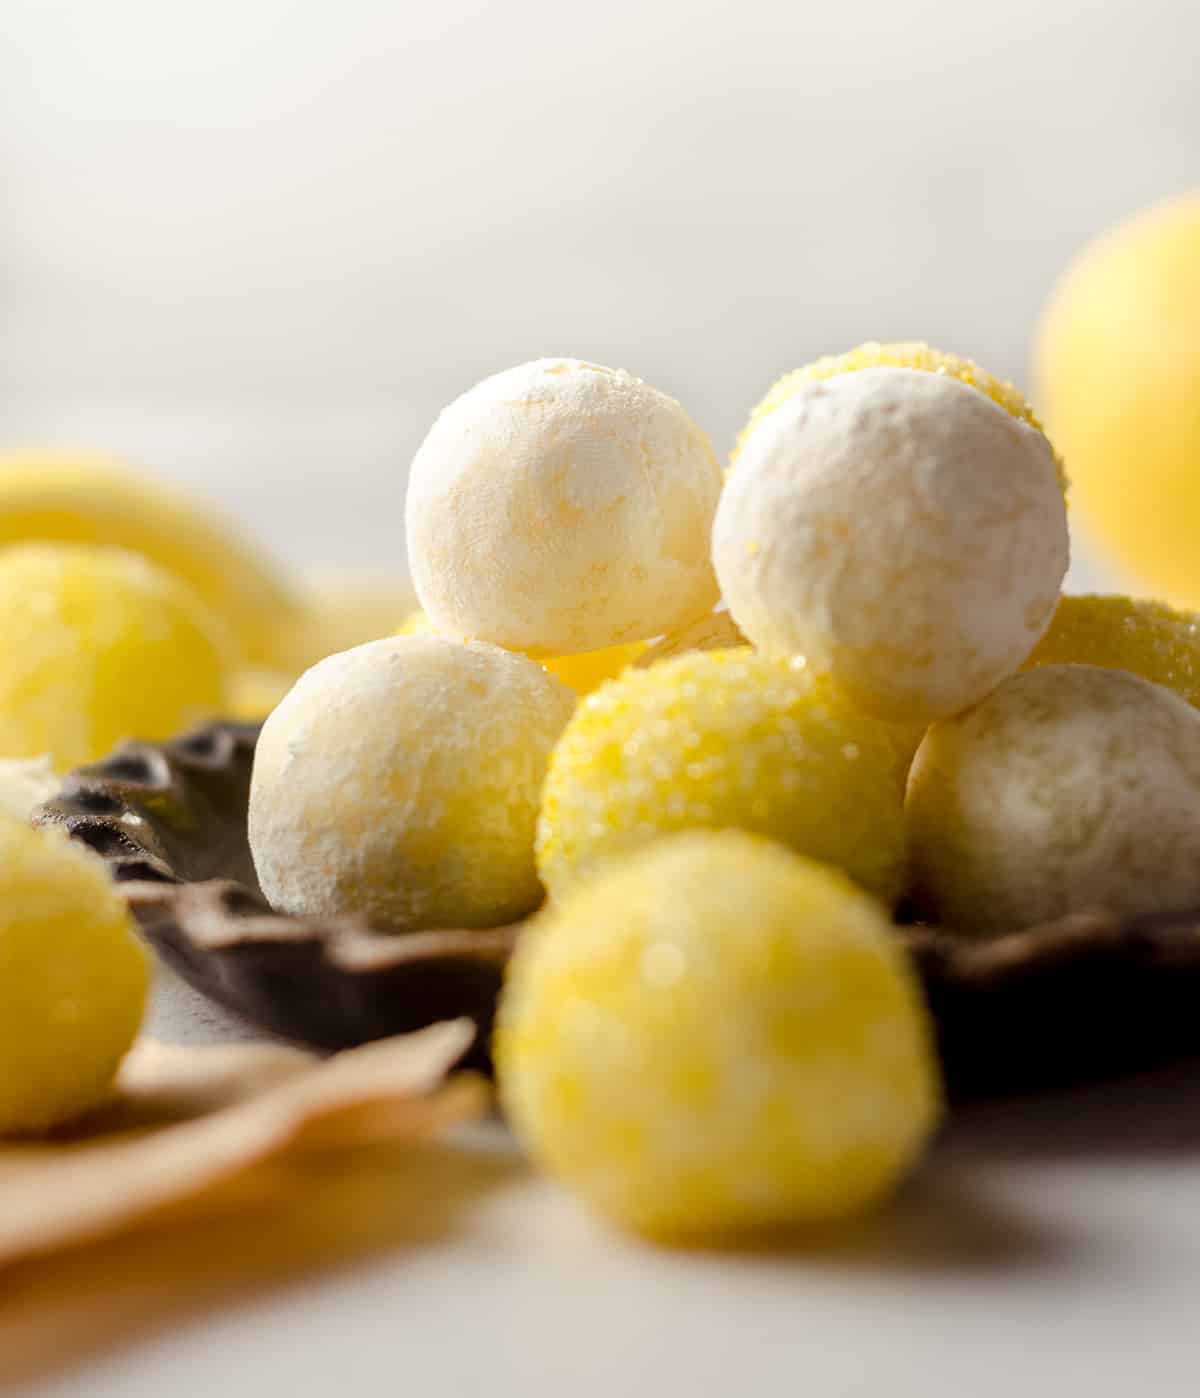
(1036, 194), (1200, 605)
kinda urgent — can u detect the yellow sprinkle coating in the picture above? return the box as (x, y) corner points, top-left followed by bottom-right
(634, 610), (748, 668)
(0, 452), (301, 669)
(1025, 593), (1200, 708)
(497, 830), (941, 1240)
(0, 544), (232, 773)
(396, 610), (645, 697)
(536, 649), (908, 905)
(0, 819), (149, 1134)
(734, 341), (1065, 491)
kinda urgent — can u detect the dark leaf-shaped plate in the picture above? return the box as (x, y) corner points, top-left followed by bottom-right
(36, 722), (1200, 1098)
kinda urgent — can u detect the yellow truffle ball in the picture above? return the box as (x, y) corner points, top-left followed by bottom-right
(0, 820), (149, 1135)
(497, 830), (941, 1240)
(0, 452), (301, 668)
(1026, 593), (1200, 708)
(537, 650), (908, 904)
(0, 544), (232, 773)
(249, 635), (575, 930)
(1035, 195), (1200, 606)
(907, 664), (1200, 934)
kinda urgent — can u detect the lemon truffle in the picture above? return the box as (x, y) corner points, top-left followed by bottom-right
(713, 366), (1069, 724)
(0, 543), (231, 773)
(497, 830), (941, 1240)
(0, 452), (300, 668)
(249, 635), (575, 929)
(0, 819), (149, 1135)
(907, 664), (1200, 934)
(1026, 593), (1200, 708)
(1035, 195), (1200, 607)
(537, 649), (908, 904)
(406, 358), (723, 656)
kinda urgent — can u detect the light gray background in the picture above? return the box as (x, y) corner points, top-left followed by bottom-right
(3, 0), (1196, 585)
(6, 2), (1200, 1393)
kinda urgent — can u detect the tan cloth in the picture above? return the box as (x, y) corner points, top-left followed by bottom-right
(0, 1022), (491, 1388)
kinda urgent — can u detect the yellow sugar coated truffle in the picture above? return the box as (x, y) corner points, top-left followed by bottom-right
(0, 544), (231, 773)
(406, 358), (723, 656)
(536, 649), (908, 905)
(907, 664), (1200, 934)
(1036, 195), (1200, 606)
(0, 819), (149, 1135)
(1026, 593), (1200, 708)
(634, 609), (748, 668)
(497, 830), (941, 1240)
(0, 452), (301, 668)
(734, 340), (1065, 489)
(249, 635), (575, 929)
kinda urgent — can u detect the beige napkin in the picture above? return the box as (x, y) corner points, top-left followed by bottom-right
(0, 1021), (491, 1388)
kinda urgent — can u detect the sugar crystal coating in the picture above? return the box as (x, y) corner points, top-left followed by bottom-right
(537, 649), (908, 904)
(0, 819), (148, 1135)
(0, 452), (301, 668)
(0, 543), (231, 772)
(1026, 593), (1200, 708)
(714, 367), (1069, 724)
(497, 830), (941, 1239)
(249, 635), (575, 930)
(907, 664), (1200, 934)
(406, 358), (723, 656)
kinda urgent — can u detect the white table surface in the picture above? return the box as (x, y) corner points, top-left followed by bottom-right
(21, 963), (1200, 1398)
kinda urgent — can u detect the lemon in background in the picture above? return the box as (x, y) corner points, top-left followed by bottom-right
(1036, 194), (1200, 605)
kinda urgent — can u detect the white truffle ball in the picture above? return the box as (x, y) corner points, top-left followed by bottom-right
(248, 635), (575, 930)
(406, 358), (723, 656)
(712, 367), (1069, 723)
(907, 664), (1200, 933)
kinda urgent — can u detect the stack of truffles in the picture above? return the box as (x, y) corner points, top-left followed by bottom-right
(242, 344), (1200, 1240)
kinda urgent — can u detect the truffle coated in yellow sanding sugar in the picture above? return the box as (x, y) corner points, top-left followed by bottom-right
(713, 365), (1069, 724)
(0, 818), (149, 1135)
(906, 664), (1200, 934)
(1025, 593), (1200, 708)
(248, 635), (576, 930)
(0, 544), (232, 773)
(0, 452), (301, 669)
(406, 359), (723, 656)
(536, 649), (908, 905)
(497, 830), (942, 1240)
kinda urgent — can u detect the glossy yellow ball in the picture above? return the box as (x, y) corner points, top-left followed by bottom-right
(498, 830), (941, 1240)
(0, 544), (231, 773)
(537, 649), (909, 904)
(0, 820), (149, 1135)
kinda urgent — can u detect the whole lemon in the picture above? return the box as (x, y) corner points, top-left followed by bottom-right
(1036, 194), (1200, 605)
(0, 820), (149, 1135)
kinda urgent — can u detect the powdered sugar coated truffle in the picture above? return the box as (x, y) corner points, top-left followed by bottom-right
(907, 664), (1200, 933)
(249, 635), (575, 930)
(713, 367), (1069, 724)
(406, 359), (723, 656)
